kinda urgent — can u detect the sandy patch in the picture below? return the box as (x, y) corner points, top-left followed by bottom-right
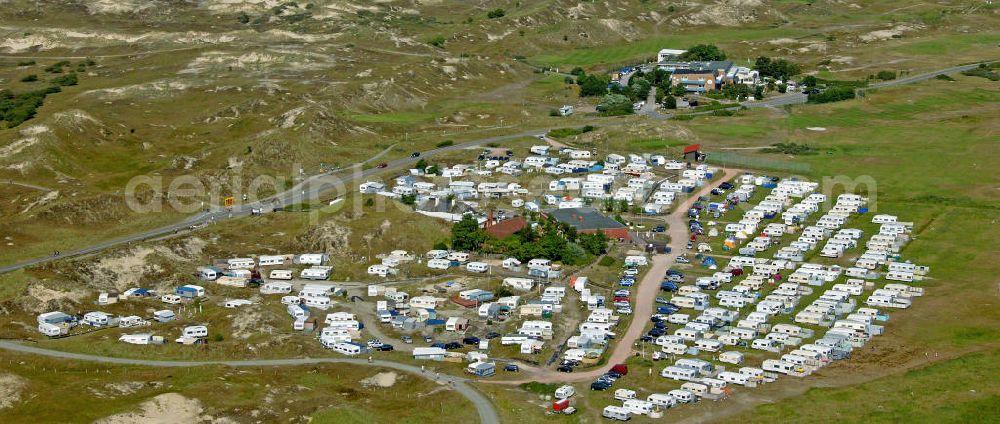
(96, 393), (204, 424)
(0, 33), (60, 52)
(0, 374), (26, 409)
(0, 125), (50, 158)
(361, 372), (398, 388)
(860, 24), (921, 42)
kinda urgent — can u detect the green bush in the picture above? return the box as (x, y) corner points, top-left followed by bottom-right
(762, 143), (818, 155)
(17, 60), (35, 66)
(960, 64), (1000, 81)
(808, 86), (856, 104)
(486, 8), (505, 18)
(427, 35), (446, 48)
(876, 70), (897, 81)
(20, 74), (38, 82)
(598, 256), (616, 267)
(50, 72), (78, 86)
(436, 140), (454, 148)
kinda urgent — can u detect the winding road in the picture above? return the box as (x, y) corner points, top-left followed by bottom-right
(0, 340), (500, 424)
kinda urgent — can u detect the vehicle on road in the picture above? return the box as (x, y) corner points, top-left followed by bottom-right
(376, 162), (388, 168)
(410, 152), (421, 158)
(557, 365), (574, 373)
(504, 364), (520, 372)
(377, 344), (394, 351)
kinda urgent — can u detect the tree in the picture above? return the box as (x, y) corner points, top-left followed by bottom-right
(427, 35), (446, 48)
(569, 67), (585, 77)
(20, 74), (37, 82)
(754, 85), (764, 100)
(237, 12), (251, 24)
(451, 215), (489, 252)
(876, 70), (897, 81)
(578, 231), (608, 255)
(577, 74), (609, 97)
(754, 56), (801, 81)
(672, 83), (687, 96)
(415, 158), (428, 171)
(598, 93), (632, 115)
(628, 76), (651, 102)
(801, 75), (818, 87)
(486, 8), (505, 18)
(679, 44), (726, 61)
(808, 86), (856, 104)
(400, 194), (416, 205)
(663, 95), (677, 109)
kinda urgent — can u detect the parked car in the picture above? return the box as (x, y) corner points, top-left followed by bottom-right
(504, 364), (520, 372)
(463, 336), (481, 345)
(653, 225), (666, 233)
(719, 182), (733, 190)
(431, 342), (446, 349)
(675, 256), (691, 264)
(377, 344), (394, 352)
(401, 335), (413, 344)
(656, 296), (670, 304)
(444, 342), (463, 350)
(366, 339), (384, 349)
(661, 281), (679, 292)
(591, 381), (611, 391)
(557, 365), (574, 373)
(657, 305), (679, 314)
(485, 331), (501, 339)
(424, 335), (433, 343)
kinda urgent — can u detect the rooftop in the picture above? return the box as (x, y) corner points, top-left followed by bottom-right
(545, 207), (626, 231)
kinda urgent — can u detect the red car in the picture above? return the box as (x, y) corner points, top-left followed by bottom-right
(613, 296), (630, 302)
(376, 162), (388, 168)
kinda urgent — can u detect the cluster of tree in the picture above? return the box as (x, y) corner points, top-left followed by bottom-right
(754, 56), (801, 81)
(414, 158), (441, 175)
(762, 143), (817, 155)
(807, 86), (856, 104)
(960, 63), (1000, 81)
(678, 44), (727, 61)
(577, 73), (611, 97)
(873, 70), (897, 81)
(597, 93), (633, 116)
(0, 86), (61, 128)
(451, 215), (608, 265)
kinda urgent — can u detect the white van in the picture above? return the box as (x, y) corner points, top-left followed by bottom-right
(269, 269), (293, 280)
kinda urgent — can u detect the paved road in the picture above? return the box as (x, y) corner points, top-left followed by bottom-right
(0, 340), (500, 424)
(866, 62), (986, 89)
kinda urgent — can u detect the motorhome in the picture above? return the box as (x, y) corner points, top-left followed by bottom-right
(646, 393), (677, 409)
(668, 389), (695, 404)
(269, 269), (293, 280)
(602, 406), (631, 421)
(181, 325), (208, 339)
(258, 255), (286, 267)
(331, 342), (364, 356)
(751, 338), (782, 352)
(303, 296), (332, 310)
(661, 366), (698, 381)
(226, 258), (255, 269)
(301, 266), (333, 280)
(447, 252), (471, 263)
(717, 371), (752, 386)
(466, 262), (490, 273)
(680, 382), (710, 398)
(621, 399), (654, 416)
(260, 281), (293, 294)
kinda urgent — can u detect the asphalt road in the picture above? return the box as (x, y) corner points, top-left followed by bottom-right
(0, 340), (500, 424)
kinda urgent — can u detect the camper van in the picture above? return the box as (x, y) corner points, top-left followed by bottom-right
(281, 296), (301, 305)
(181, 325), (208, 339)
(153, 310), (176, 323)
(661, 366), (698, 381)
(621, 399), (654, 416)
(602, 406), (632, 421)
(301, 266), (333, 280)
(260, 281), (293, 295)
(668, 389), (695, 404)
(38, 323), (67, 337)
(226, 258), (255, 269)
(447, 252), (471, 263)
(680, 382), (710, 398)
(269, 269), (293, 280)
(303, 296), (332, 310)
(331, 342), (364, 356)
(466, 262), (490, 273)
(717, 371), (752, 386)
(257, 255), (286, 267)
